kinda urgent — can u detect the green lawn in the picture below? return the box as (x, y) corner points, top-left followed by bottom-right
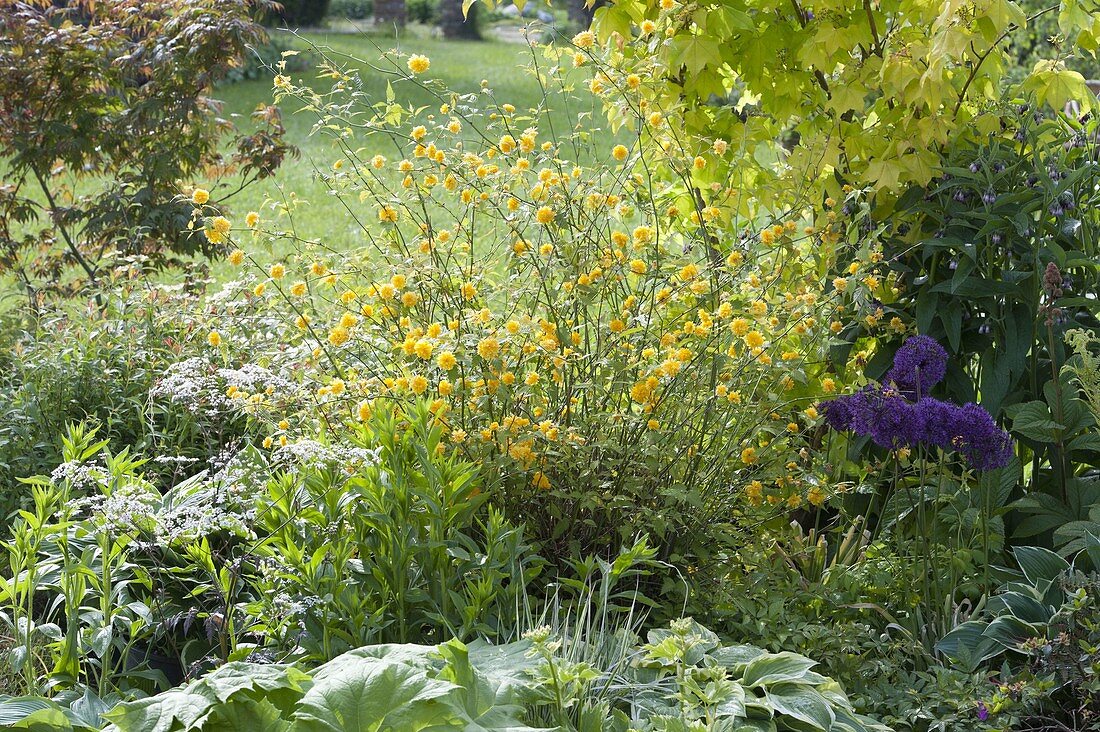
(212, 30), (597, 271)
(0, 30), (606, 297)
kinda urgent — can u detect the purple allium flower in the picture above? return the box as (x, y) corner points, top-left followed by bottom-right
(946, 402), (1015, 470)
(820, 394), (856, 431)
(867, 394), (926, 449)
(821, 388), (924, 449)
(821, 391), (1013, 470)
(914, 397), (958, 450)
(886, 335), (949, 398)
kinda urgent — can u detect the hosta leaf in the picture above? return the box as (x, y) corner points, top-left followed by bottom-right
(935, 620), (1002, 672)
(712, 644), (766, 670)
(762, 683), (835, 731)
(740, 652), (818, 687)
(0, 697), (75, 731)
(1014, 545), (1070, 587)
(982, 615), (1040, 652)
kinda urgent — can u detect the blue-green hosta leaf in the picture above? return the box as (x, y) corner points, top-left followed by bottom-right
(935, 621), (1002, 672)
(982, 615), (1040, 652)
(987, 591), (1052, 625)
(1013, 545), (1070, 588)
(711, 644), (766, 670)
(731, 720), (777, 732)
(0, 697), (77, 731)
(68, 689), (111, 730)
(293, 658), (457, 732)
(740, 652), (819, 687)
(713, 681), (747, 718)
(762, 683), (835, 731)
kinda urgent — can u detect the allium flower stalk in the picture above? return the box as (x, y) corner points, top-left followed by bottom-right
(821, 335), (1013, 470)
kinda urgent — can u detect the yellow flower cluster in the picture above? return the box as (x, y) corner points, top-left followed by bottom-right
(217, 41), (872, 514)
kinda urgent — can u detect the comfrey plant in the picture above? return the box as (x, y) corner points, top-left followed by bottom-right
(821, 336), (1013, 470)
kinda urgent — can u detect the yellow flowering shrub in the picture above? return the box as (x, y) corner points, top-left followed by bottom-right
(205, 41), (874, 572)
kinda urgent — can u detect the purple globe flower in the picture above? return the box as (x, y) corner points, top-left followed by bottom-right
(947, 402), (1015, 470)
(820, 390), (1014, 471)
(886, 335), (949, 398)
(820, 394), (856, 431)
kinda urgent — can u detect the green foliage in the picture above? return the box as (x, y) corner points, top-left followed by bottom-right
(408, 0), (442, 24)
(221, 33), (312, 84)
(249, 403), (543, 659)
(1006, 0), (1100, 83)
(876, 107), (1100, 422)
(269, 0), (333, 26)
(0, 286), (264, 518)
(0, 0), (291, 303)
(0, 625), (887, 731)
(1067, 328), (1100, 423)
(836, 102), (1100, 567)
(0, 408), (542, 692)
(934, 543), (1100, 728)
(329, 0), (375, 20)
(564, 0), (1100, 220)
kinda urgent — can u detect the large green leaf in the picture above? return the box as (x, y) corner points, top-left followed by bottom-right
(103, 689), (217, 732)
(0, 697), (80, 731)
(203, 698), (292, 732)
(435, 641), (549, 732)
(1014, 545), (1070, 587)
(740, 652), (818, 687)
(293, 658), (457, 732)
(935, 621), (1002, 672)
(982, 615), (1040, 652)
(1007, 401), (1064, 442)
(762, 683), (835, 731)
(194, 662), (310, 705)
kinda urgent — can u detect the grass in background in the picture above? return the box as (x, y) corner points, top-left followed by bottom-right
(211, 30), (597, 278)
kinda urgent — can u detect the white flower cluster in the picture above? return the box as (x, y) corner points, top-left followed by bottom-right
(154, 450), (264, 544)
(61, 449), (261, 545)
(273, 439), (381, 474)
(151, 357), (302, 419)
(71, 484), (158, 536)
(50, 459), (109, 492)
(155, 496), (255, 545)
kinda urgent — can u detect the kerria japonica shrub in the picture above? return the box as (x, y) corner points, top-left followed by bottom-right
(821, 335), (1014, 471)
(190, 38), (880, 591)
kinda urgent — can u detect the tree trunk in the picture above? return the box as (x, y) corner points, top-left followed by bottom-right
(374, 0), (406, 28)
(439, 0), (479, 39)
(567, 0), (604, 29)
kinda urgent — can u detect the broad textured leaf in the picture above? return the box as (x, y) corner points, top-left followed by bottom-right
(1014, 545), (1070, 587)
(935, 621), (1001, 671)
(712, 644), (766, 669)
(982, 615), (1040, 651)
(293, 658), (456, 731)
(740, 652), (818, 687)
(103, 689), (217, 732)
(204, 698), (292, 732)
(763, 683), (834, 731)
(0, 697), (78, 730)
